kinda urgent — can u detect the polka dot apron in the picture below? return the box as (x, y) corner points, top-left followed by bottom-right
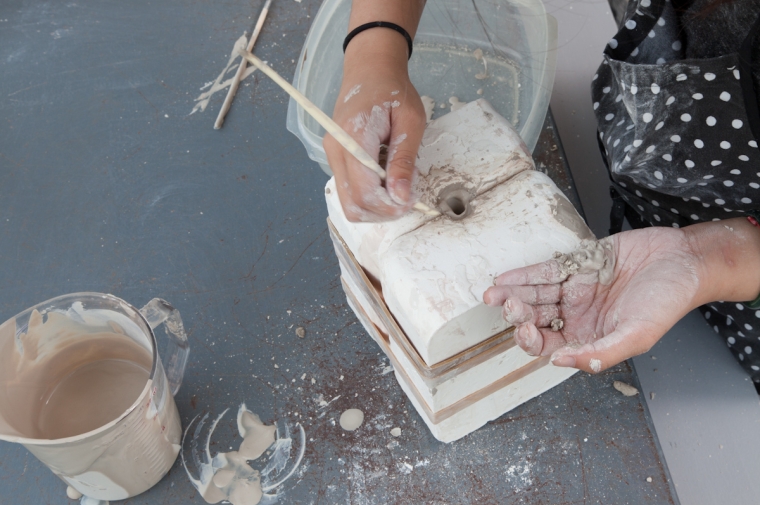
(592, 0), (760, 381)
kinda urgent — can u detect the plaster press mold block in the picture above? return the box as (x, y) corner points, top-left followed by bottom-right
(326, 99), (591, 442)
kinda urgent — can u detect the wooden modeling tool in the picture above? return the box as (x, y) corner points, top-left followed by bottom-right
(214, 0), (273, 129)
(239, 50), (442, 217)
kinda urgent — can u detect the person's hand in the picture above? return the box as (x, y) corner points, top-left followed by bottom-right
(324, 28), (426, 222)
(483, 228), (704, 373)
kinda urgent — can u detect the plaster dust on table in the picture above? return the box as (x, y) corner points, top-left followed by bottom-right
(191, 33), (258, 115)
(182, 403), (306, 505)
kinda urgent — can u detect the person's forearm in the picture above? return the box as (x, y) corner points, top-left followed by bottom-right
(686, 217), (760, 306)
(348, 0), (425, 36)
(344, 0), (425, 72)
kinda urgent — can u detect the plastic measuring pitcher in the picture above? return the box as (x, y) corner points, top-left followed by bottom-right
(0, 293), (190, 501)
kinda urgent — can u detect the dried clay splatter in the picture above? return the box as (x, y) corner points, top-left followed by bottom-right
(191, 33), (258, 115)
(182, 403), (305, 505)
(613, 381), (639, 397)
(473, 48), (489, 80)
(448, 96), (466, 112)
(339, 409), (364, 431)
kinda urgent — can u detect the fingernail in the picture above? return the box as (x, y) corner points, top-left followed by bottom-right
(552, 355), (576, 368)
(515, 323), (542, 356)
(389, 179), (411, 205)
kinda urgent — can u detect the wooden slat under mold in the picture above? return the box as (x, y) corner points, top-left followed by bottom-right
(341, 276), (552, 425)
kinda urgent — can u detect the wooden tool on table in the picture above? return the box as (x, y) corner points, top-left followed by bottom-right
(214, 0), (273, 129)
(239, 50), (441, 217)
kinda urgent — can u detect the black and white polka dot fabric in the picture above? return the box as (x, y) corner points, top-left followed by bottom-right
(593, 0), (760, 381)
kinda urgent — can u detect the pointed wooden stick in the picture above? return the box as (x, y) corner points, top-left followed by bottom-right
(239, 51), (441, 217)
(214, 0), (273, 129)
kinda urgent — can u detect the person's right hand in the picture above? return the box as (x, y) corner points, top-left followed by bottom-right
(324, 28), (426, 222)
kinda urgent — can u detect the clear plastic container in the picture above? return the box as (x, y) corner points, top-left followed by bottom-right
(286, 0), (558, 175)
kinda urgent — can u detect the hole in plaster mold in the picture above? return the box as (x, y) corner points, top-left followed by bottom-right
(437, 185), (473, 220)
(446, 196), (466, 216)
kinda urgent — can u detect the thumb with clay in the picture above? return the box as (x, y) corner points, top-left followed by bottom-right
(384, 87), (426, 206)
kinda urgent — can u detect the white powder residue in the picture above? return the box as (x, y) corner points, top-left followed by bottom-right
(397, 461), (414, 474)
(343, 84), (361, 103)
(505, 461), (533, 490)
(589, 358), (602, 373)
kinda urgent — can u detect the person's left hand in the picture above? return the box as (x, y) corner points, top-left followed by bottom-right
(482, 229), (702, 373)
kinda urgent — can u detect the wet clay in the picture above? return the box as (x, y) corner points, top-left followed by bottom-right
(40, 359), (149, 440)
(198, 408), (274, 505)
(550, 318), (564, 332)
(0, 309), (152, 439)
(552, 238), (616, 285)
(184, 404), (306, 505)
(0, 306), (182, 501)
(339, 409), (364, 431)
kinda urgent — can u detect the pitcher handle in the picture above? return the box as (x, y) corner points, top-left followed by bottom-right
(139, 298), (190, 396)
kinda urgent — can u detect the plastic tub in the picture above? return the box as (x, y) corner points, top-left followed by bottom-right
(286, 0), (558, 175)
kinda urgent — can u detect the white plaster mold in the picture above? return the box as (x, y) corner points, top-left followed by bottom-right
(327, 99), (592, 442)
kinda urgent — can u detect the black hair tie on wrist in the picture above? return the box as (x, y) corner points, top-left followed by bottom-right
(343, 21), (413, 60)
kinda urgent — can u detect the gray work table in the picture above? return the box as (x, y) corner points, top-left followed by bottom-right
(0, 0), (677, 503)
